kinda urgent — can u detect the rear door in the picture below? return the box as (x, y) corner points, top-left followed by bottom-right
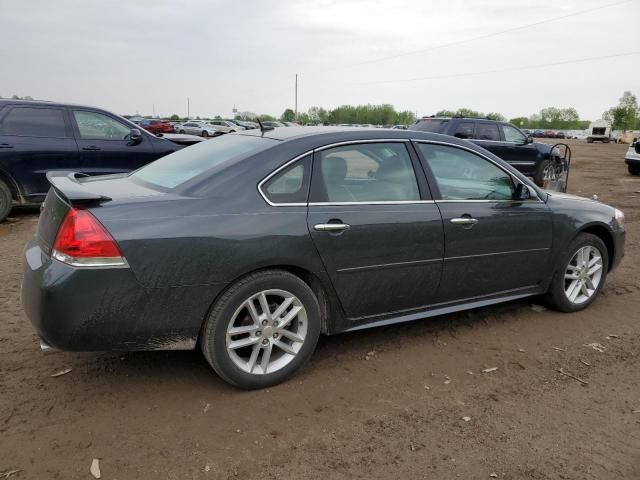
(71, 109), (157, 175)
(306, 140), (444, 319)
(415, 141), (552, 303)
(0, 104), (79, 201)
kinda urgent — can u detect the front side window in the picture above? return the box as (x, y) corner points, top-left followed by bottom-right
(453, 121), (475, 139)
(73, 111), (131, 140)
(313, 143), (420, 202)
(0, 107), (67, 137)
(132, 134), (277, 189)
(501, 124), (526, 144)
(474, 123), (501, 141)
(418, 143), (514, 200)
(262, 155), (311, 204)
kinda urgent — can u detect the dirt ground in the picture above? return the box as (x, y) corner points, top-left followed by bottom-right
(1, 140), (639, 479)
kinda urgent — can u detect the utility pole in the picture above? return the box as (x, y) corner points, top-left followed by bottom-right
(152, 104), (155, 117)
(187, 97), (190, 119)
(295, 74), (298, 121)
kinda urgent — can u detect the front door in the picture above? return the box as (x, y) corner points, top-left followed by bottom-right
(71, 110), (157, 175)
(307, 141), (444, 319)
(415, 141), (552, 303)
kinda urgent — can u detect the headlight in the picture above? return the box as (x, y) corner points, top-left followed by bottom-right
(614, 208), (625, 227)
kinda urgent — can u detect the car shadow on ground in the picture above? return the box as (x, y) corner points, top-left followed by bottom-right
(69, 299), (532, 393)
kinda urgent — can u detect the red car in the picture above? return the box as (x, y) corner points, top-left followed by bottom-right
(140, 119), (175, 134)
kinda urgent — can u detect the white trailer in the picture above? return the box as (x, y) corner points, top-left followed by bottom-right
(587, 120), (611, 143)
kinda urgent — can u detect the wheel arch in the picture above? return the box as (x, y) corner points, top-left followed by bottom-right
(0, 168), (22, 202)
(199, 265), (338, 343)
(577, 223), (615, 271)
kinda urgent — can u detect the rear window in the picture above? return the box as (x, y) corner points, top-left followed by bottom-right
(411, 119), (449, 133)
(0, 107), (67, 137)
(132, 134), (277, 189)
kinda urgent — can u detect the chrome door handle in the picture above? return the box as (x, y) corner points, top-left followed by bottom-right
(450, 217), (478, 225)
(314, 223), (351, 232)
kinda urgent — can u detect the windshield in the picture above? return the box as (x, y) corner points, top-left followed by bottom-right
(411, 119), (450, 133)
(132, 134), (277, 189)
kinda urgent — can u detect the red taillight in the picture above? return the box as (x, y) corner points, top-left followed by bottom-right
(52, 208), (126, 267)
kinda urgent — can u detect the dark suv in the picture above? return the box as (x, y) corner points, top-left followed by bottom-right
(0, 100), (183, 222)
(410, 117), (562, 187)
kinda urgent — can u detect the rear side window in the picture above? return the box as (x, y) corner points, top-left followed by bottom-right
(0, 107), (67, 137)
(132, 134), (277, 189)
(474, 123), (501, 141)
(411, 119), (449, 133)
(311, 143), (420, 202)
(453, 121), (475, 139)
(261, 155), (311, 204)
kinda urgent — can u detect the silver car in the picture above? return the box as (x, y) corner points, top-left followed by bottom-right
(176, 121), (222, 137)
(207, 120), (242, 133)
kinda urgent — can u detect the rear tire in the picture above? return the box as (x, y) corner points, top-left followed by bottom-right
(628, 165), (640, 176)
(544, 233), (608, 313)
(0, 179), (13, 223)
(200, 270), (321, 389)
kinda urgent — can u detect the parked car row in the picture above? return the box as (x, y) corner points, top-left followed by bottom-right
(132, 118), (261, 137)
(526, 129), (569, 139)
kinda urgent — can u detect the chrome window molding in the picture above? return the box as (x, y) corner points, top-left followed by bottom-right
(257, 150), (313, 207)
(309, 200), (435, 206)
(314, 138), (411, 151)
(259, 139), (414, 207)
(411, 139), (544, 203)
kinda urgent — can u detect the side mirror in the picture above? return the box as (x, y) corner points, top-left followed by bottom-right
(514, 183), (532, 201)
(129, 128), (143, 144)
(525, 135), (534, 144)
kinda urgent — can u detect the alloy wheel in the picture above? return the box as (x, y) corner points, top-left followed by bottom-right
(226, 289), (308, 375)
(564, 246), (603, 304)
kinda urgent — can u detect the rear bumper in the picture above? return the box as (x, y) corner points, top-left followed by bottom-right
(21, 237), (219, 352)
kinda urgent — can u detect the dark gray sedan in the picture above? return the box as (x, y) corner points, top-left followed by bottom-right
(22, 127), (625, 389)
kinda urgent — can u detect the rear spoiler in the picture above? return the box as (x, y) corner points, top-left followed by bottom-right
(46, 171), (112, 206)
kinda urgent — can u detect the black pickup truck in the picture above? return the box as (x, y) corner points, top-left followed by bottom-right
(410, 117), (565, 189)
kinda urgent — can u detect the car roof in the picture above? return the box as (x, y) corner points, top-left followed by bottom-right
(0, 98), (113, 111)
(236, 126), (482, 147)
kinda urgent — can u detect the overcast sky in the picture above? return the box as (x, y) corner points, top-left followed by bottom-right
(2, 0), (639, 120)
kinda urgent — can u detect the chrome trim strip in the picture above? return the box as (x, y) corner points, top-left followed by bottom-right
(257, 150), (313, 207)
(314, 138), (411, 151)
(445, 247), (550, 261)
(337, 258), (441, 274)
(52, 250), (130, 269)
(435, 199), (542, 203)
(309, 200), (435, 206)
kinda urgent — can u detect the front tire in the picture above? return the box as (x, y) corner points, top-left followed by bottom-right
(544, 233), (608, 313)
(534, 159), (556, 188)
(628, 165), (640, 176)
(178, 129), (185, 134)
(0, 179), (13, 223)
(201, 130), (209, 137)
(200, 270), (321, 389)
